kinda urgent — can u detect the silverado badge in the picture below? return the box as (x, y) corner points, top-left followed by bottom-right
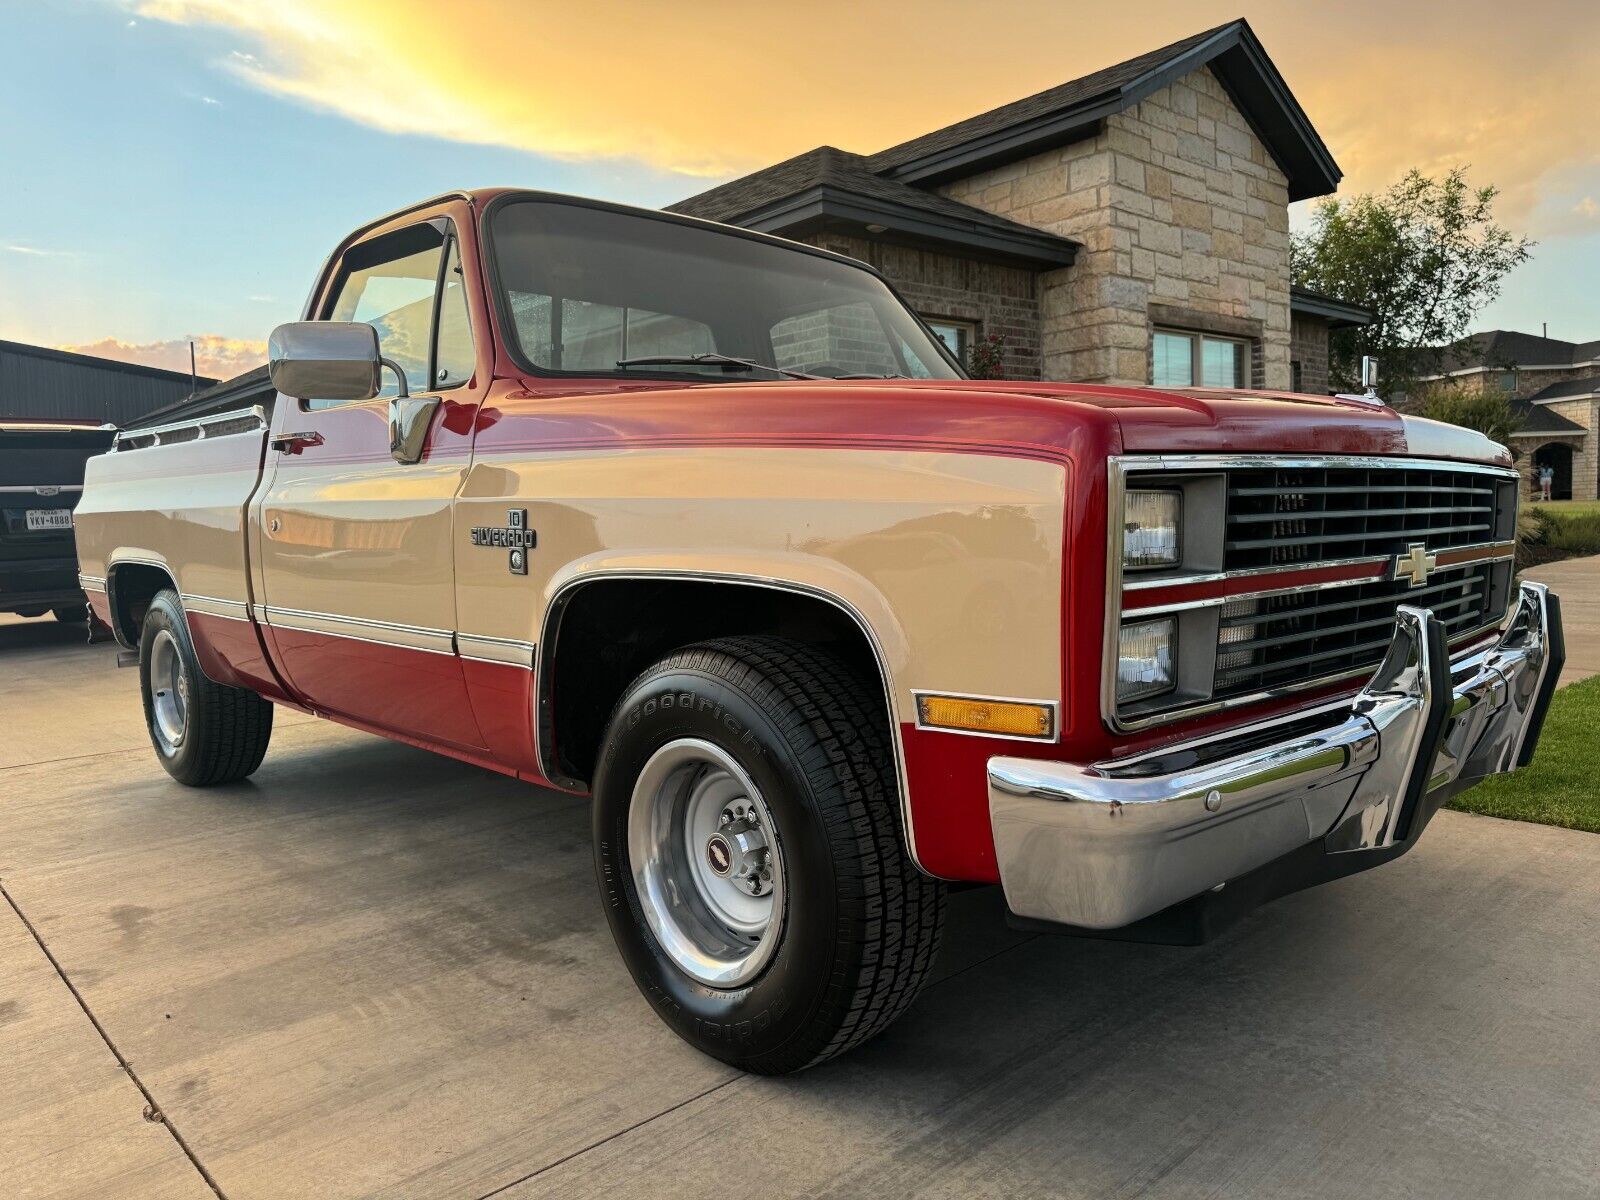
(472, 508), (537, 575)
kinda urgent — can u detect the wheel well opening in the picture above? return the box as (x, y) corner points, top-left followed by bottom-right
(543, 578), (889, 788)
(108, 563), (175, 646)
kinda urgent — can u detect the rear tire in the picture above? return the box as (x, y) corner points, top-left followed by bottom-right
(593, 636), (945, 1074)
(139, 589), (273, 786)
(52, 605), (87, 624)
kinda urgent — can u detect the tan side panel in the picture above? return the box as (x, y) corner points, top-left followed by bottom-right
(75, 434), (262, 603)
(457, 447), (1066, 717)
(255, 457), (468, 634)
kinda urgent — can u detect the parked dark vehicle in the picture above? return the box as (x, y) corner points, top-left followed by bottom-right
(1, 419), (117, 622)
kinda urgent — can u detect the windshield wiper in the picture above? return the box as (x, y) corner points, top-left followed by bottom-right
(614, 353), (817, 380)
(831, 372), (908, 380)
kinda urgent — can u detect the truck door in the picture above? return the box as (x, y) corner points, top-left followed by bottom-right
(254, 208), (488, 751)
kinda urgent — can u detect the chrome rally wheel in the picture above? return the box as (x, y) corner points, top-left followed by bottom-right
(147, 627), (190, 755)
(628, 738), (784, 988)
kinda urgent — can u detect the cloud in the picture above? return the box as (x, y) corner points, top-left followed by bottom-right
(128, 0), (1600, 219)
(61, 334), (266, 380)
(3, 244), (71, 257)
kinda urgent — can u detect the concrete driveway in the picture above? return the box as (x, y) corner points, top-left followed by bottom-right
(2, 612), (1598, 1200)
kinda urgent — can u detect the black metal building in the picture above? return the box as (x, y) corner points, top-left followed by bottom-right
(0, 339), (218, 427)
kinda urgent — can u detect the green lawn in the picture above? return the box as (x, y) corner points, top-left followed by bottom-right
(1530, 498), (1600, 517)
(1449, 674), (1600, 833)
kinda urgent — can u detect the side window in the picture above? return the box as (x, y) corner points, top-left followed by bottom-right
(434, 237), (475, 390)
(319, 221), (473, 407)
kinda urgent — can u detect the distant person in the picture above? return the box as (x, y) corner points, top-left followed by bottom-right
(1538, 465), (1554, 502)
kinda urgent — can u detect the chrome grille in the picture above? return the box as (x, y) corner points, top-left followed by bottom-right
(1212, 563), (1502, 698)
(1110, 455), (1520, 731)
(1225, 465), (1505, 571)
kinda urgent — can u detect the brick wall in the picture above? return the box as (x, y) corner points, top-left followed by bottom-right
(1290, 312), (1331, 394)
(939, 65), (1293, 388)
(799, 233), (1043, 379)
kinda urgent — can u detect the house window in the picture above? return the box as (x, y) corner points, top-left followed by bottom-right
(1499, 371), (1517, 393)
(1291, 360), (1303, 392)
(1152, 328), (1248, 389)
(925, 319), (974, 362)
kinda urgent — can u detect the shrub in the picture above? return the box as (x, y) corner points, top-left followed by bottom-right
(1517, 504), (1554, 547)
(1419, 386), (1519, 446)
(1544, 511), (1600, 556)
(967, 333), (1006, 379)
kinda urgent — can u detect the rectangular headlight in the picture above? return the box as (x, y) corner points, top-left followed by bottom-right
(1117, 617), (1176, 703)
(1123, 490), (1181, 569)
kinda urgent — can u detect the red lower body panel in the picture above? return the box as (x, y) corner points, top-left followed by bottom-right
(461, 657), (543, 776)
(186, 612), (299, 704)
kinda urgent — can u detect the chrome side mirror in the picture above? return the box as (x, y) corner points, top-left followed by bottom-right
(1361, 355), (1381, 397)
(389, 396), (440, 464)
(268, 322), (383, 402)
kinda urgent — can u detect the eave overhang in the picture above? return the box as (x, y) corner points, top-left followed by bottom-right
(738, 184), (1081, 270)
(1290, 287), (1372, 329)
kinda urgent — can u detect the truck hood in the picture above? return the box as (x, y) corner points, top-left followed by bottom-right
(496, 376), (1511, 468)
(930, 380), (1512, 465)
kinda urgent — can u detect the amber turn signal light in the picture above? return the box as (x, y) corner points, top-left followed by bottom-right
(916, 694), (1054, 739)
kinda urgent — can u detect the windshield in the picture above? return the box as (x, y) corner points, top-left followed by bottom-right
(487, 199), (964, 381)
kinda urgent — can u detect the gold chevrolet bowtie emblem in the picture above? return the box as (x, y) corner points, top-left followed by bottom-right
(1394, 542), (1437, 588)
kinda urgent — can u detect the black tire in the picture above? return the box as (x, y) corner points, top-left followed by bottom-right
(593, 636), (945, 1074)
(139, 589), (273, 786)
(52, 605), (87, 624)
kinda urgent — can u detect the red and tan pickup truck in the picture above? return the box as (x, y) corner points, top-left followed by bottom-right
(75, 189), (1564, 1073)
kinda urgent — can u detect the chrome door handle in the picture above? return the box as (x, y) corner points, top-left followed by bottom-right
(271, 431), (325, 453)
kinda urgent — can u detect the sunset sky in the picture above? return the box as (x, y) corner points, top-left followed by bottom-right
(4, 0), (1597, 379)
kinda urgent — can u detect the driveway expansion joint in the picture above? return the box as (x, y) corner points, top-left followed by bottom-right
(0, 877), (229, 1200)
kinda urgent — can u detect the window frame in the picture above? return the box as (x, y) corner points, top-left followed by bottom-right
(478, 192), (967, 385)
(924, 318), (976, 364)
(1151, 326), (1250, 390)
(311, 216), (470, 410)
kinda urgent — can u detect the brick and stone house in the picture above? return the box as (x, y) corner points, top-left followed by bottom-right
(1416, 330), (1600, 499)
(671, 18), (1369, 395)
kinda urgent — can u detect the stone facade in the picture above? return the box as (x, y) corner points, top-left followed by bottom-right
(1290, 311), (1331, 395)
(1515, 398), (1600, 501)
(939, 67), (1293, 389)
(797, 233), (1044, 379)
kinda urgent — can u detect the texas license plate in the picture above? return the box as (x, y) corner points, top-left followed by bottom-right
(25, 508), (72, 532)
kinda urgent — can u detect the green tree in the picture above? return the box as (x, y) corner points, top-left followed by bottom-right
(1418, 385), (1519, 446)
(1291, 168), (1532, 394)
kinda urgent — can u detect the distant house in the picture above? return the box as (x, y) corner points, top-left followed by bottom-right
(1417, 331), (1600, 500)
(672, 18), (1369, 395)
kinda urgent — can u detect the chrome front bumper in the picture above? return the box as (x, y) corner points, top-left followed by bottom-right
(989, 582), (1565, 931)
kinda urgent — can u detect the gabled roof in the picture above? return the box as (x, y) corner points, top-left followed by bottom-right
(866, 20), (1339, 201)
(668, 146), (1080, 268)
(1435, 330), (1600, 373)
(672, 19), (1340, 259)
(1527, 376), (1600, 403)
(1510, 399), (1588, 437)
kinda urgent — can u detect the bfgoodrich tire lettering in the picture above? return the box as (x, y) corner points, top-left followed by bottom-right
(592, 636), (945, 1074)
(139, 589), (273, 786)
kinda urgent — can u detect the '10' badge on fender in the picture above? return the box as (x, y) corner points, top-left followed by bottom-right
(471, 508), (537, 575)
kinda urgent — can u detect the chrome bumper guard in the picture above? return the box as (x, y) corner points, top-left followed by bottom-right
(989, 582), (1564, 931)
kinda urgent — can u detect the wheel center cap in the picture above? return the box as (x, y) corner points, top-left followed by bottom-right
(705, 834), (734, 876)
